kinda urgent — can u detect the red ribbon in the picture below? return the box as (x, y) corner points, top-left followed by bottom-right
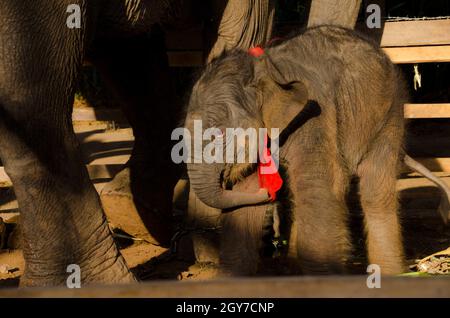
(257, 135), (283, 201)
(248, 37), (285, 58)
(248, 46), (265, 58)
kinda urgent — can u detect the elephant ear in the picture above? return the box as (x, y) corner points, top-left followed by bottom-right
(257, 56), (312, 137)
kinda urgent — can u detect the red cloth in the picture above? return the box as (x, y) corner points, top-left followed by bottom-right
(258, 135), (283, 201)
(248, 46), (265, 58)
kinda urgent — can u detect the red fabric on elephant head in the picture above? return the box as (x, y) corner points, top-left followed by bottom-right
(248, 46), (265, 58)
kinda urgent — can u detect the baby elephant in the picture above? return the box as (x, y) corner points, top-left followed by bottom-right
(184, 25), (407, 274)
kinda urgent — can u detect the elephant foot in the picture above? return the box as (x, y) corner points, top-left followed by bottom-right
(19, 257), (136, 287)
(101, 168), (174, 247)
(19, 214), (137, 287)
(191, 232), (220, 264)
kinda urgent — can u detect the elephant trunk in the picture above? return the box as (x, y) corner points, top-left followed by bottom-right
(187, 163), (269, 210)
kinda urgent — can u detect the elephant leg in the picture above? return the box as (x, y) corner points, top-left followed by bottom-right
(220, 173), (269, 275)
(0, 1), (134, 286)
(288, 147), (351, 274)
(186, 186), (221, 265)
(357, 132), (405, 275)
(89, 28), (181, 246)
(293, 182), (351, 274)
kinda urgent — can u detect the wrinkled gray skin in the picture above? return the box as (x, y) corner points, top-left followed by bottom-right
(0, 0), (174, 287)
(0, 0), (274, 286)
(186, 26), (409, 274)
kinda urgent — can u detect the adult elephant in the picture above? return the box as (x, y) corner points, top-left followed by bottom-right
(0, 0), (274, 286)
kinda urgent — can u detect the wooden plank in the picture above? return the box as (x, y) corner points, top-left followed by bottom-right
(384, 45), (450, 64)
(72, 108), (125, 122)
(381, 20), (450, 47)
(0, 276), (448, 298)
(404, 103), (450, 118)
(79, 129), (133, 165)
(0, 212), (19, 223)
(167, 51), (203, 67)
(397, 175), (450, 193)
